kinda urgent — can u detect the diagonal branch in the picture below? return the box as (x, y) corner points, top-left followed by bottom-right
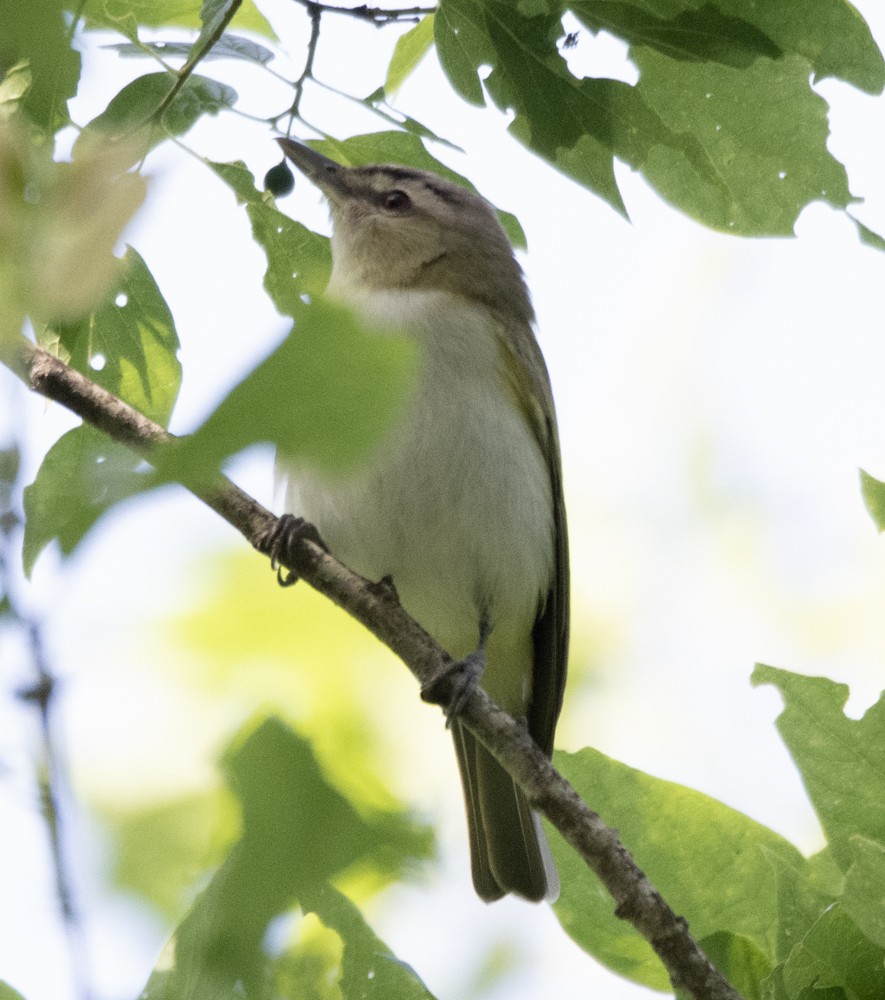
(4, 339), (744, 1000)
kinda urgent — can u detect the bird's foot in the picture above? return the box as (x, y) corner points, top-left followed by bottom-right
(258, 514), (327, 587)
(421, 614), (491, 726)
(421, 649), (485, 725)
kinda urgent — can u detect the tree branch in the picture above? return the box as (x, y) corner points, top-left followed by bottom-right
(5, 339), (744, 1000)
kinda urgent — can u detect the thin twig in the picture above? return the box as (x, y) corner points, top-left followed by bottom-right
(4, 339), (745, 1000)
(0, 429), (91, 1000)
(287, 1), (323, 126)
(292, 0), (435, 26)
(153, 0), (244, 122)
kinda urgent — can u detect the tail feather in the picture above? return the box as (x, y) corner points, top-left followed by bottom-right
(452, 721), (558, 902)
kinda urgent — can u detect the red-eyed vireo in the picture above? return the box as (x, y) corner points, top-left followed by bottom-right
(276, 138), (569, 903)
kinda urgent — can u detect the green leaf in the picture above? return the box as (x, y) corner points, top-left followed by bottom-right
(52, 246), (181, 425)
(105, 33), (275, 65)
(842, 836), (885, 948)
(22, 425), (158, 576)
(781, 904), (885, 1000)
(0, 983), (28, 1000)
(766, 849), (836, 965)
(101, 791), (227, 921)
(385, 15), (436, 96)
(163, 298), (417, 481)
(859, 468), (885, 531)
(697, 931), (772, 1000)
(309, 131), (527, 249)
(208, 158), (333, 312)
(632, 48), (854, 235)
(304, 884), (436, 999)
(550, 746), (804, 990)
(76, 72), (237, 157)
(851, 218), (885, 253)
(436, 0), (866, 235)
(82, 0), (276, 38)
(139, 717), (391, 998)
(751, 666), (885, 873)
(0, 0), (81, 134)
(572, 1), (782, 67)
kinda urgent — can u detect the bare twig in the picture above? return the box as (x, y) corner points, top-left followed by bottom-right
(4, 340), (745, 1000)
(287, 1), (323, 126)
(292, 0), (435, 26)
(153, 0), (244, 122)
(0, 430), (91, 1000)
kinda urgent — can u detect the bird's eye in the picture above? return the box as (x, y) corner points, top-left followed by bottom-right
(384, 190), (411, 211)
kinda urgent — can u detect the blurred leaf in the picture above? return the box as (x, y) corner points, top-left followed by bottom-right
(22, 425), (159, 576)
(751, 666), (885, 872)
(304, 884), (436, 999)
(0, 0), (81, 134)
(859, 468), (885, 531)
(208, 158), (333, 312)
(0, 983), (27, 1000)
(697, 931), (772, 1000)
(842, 836), (885, 948)
(385, 16), (435, 96)
(162, 298), (416, 481)
(52, 245), (181, 425)
(781, 904), (885, 1000)
(76, 72), (237, 161)
(141, 717), (414, 999)
(173, 550), (434, 830)
(550, 745), (804, 990)
(81, 0), (275, 38)
(0, 120), (146, 328)
(309, 131), (527, 249)
(105, 34), (275, 65)
(102, 791), (230, 920)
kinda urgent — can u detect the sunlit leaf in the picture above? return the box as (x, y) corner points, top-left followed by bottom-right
(697, 931), (772, 1000)
(52, 246), (181, 425)
(385, 16), (436, 96)
(550, 745), (804, 990)
(751, 665), (885, 872)
(82, 0), (276, 38)
(859, 468), (885, 530)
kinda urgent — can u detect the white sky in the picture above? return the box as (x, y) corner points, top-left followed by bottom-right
(2, 3), (885, 999)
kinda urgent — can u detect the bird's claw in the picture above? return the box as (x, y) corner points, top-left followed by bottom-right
(258, 513), (326, 587)
(421, 648), (486, 726)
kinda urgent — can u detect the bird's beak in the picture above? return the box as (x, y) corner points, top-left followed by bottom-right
(277, 138), (353, 203)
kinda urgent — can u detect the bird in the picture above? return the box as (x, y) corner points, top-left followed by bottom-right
(274, 137), (569, 902)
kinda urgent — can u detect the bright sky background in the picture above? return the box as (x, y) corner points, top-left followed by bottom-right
(2, 3), (885, 999)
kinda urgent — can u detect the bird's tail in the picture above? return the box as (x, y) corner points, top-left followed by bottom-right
(452, 721), (559, 902)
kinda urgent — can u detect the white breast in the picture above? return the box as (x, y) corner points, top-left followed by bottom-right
(281, 289), (554, 699)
